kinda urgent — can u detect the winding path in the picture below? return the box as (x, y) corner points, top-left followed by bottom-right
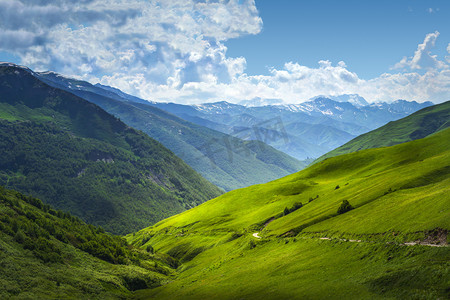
(251, 232), (447, 247)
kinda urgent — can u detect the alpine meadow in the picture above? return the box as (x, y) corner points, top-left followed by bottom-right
(0, 1), (449, 299)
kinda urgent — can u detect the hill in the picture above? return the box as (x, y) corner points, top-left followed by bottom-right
(0, 186), (176, 299)
(0, 65), (222, 234)
(146, 98), (432, 160)
(128, 128), (450, 299)
(317, 100), (450, 162)
(33, 68), (306, 192)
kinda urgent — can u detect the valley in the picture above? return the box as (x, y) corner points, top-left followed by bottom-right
(0, 67), (449, 300)
(0, 65), (222, 234)
(1, 2), (449, 299)
(129, 128), (450, 299)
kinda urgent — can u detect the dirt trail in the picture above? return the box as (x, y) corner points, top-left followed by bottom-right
(252, 232), (261, 239)
(316, 236), (447, 247)
(252, 232), (448, 247)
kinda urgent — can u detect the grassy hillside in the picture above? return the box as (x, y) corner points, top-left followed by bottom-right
(0, 65), (222, 234)
(317, 100), (450, 162)
(0, 186), (176, 299)
(36, 71), (306, 191)
(128, 128), (450, 299)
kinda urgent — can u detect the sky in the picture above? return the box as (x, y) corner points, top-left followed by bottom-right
(1, 0), (449, 104)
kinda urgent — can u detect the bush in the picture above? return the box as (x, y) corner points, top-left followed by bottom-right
(337, 200), (353, 214)
(248, 240), (256, 249)
(283, 207), (290, 216)
(289, 202), (303, 213)
(14, 230), (25, 244)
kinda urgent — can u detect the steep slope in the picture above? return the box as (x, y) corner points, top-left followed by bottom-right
(0, 186), (174, 299)
(0, 65), (222, 234)
(129, 128), (450, 299)
(34, 69), (306, 191)
(317, 100), (450, 162)
(146, 98), (432, 160)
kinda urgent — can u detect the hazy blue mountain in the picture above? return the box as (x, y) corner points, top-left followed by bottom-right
(31, 66), (306, 192)
(144, 97), (432, 160)
(32, 63), (432, 161)
(316, 100), (450, 162)
(312, 94), (369, 107)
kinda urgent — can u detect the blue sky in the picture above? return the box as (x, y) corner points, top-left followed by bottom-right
(1, 0), (449, 104)
(228, 0), (450, 79)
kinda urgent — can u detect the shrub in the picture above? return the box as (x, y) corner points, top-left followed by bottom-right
(283, 207), (290, 216)
(14, 230), (25, 244)
(289, 202), (303, 213)
(337, 200), (353, 214)
(248, 240), (256, 249)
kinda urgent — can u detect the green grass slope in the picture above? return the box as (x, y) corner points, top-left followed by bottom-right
(317, 100), (450, 162)
(0, 65), (222, 234)
(128, 128), (450, 299)
(36, 71), (306, 191)
(0, 186), (177, 299)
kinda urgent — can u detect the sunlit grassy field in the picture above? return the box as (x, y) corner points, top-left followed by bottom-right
(129, 128), (450, 299)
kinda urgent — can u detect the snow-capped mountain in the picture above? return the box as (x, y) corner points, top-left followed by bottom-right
(238, 97), (284, 107)
(310, 94), (368, 107)
(164, 96), (434, 160)
(9, 60), (433, 161)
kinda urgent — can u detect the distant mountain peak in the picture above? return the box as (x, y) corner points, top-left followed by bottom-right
(310, 94), (369, 107)
(238, 97), (284, 107)
(193, 100), (243, 113)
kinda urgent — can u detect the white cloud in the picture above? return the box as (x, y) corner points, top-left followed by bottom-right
(1, 2), (449, 105)
(427, 8), (440, 13)
(99, 59), (449, 104)
(0, 0), (262, 82)
(393, 31), (447, 71)
(446, 43), (450, 63)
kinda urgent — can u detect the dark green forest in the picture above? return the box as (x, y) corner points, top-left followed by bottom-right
(0, 66), (222, 234)
(0, 186), (178, 298)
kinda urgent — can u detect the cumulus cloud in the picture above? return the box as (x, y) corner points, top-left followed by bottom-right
(0, 0), (262, 83)
(446, 43), (450, 63)
(393, 31), (447, 71)
(1, 2), (449, 104)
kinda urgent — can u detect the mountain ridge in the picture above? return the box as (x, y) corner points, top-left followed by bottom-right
(128, 125), (450, 299)
(0, 64), (222, 234)
(316, 100), (450, 162)
(31, 66), (306, 191)
(145, 97), (432, 160)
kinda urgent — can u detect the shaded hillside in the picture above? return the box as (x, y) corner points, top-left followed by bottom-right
(35, 69), (306, 191)
(0, 186), (174, 299)
(0, 65), (222, 234)
(317, 100), (449, 162)
(129, 128), (450, 299)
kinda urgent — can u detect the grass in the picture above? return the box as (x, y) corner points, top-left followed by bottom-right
(128, 128), (450, 299)
(134, 235), (449, 299)
(0, 187), (175, 299)
(317, 100), (450, 162)
(0, 65), (222, 234)
(38, 72), (307, 192)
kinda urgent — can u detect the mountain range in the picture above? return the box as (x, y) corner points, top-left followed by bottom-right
(27, 62), (433, 164)
(130, 120), (450, 299)
(145, 96), (433, 160)
(0, 64), (222, 234)
(0, 62), (448, 299)
(317, 100), (450, 161)
(20, 66), (306, 192)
